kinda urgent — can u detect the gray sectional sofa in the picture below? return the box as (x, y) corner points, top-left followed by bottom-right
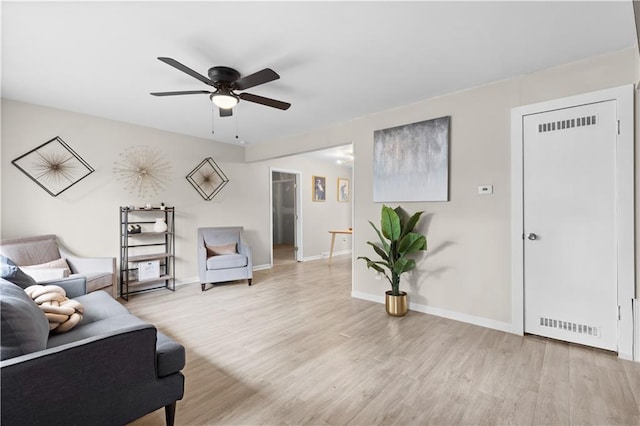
(0, 257), (185, 425)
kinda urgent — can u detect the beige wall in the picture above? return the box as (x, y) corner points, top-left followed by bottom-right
(1, 100), (351, 285)
(247, 47), (638, 328)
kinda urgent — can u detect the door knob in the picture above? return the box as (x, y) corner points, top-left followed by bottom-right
(527, 233), (538, 240)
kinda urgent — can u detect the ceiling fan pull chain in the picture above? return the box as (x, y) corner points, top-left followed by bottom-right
(235, 107), (239, 139)
(211, 103), (215, 135)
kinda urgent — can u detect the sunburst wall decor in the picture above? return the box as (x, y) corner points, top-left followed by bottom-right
(12, 136), (95, 197)
(113, 145), (171, 198)
(186, 157), (229, 201)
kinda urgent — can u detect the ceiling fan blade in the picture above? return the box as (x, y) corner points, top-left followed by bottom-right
(157, 57), (214, 86)
(150, 90), (212, 96)
(219, 108), (233, 117)
(234, 68), (280, 90)
(239, 92), (291, 110)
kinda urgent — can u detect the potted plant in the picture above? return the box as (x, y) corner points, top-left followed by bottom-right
(358, 205), (427, 316)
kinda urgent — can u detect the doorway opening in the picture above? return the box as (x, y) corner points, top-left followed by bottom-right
(271, 169), (302, 266)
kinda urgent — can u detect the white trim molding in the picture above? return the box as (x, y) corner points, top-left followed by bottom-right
(352, 291), (511, 333)
(510, 84), (635, 360)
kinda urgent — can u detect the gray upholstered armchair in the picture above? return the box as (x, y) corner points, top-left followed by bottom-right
(0, 235), (116, 297)
(198, 227), (253, 290)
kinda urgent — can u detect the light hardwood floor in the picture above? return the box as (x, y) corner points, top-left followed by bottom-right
(128, 255), (639, 425)
(273, 244), (297, 265)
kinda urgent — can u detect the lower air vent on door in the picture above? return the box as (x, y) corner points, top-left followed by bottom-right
(539, 317), (600, 337)
(538, 115), (597, 133)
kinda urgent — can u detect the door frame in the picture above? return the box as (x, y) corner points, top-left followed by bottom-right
(510, 84), (635, 360)
(269, 167), (303, 265)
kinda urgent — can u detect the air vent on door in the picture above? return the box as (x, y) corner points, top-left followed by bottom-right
(539, 316), (600, 337)
(538, 115), (597, 133)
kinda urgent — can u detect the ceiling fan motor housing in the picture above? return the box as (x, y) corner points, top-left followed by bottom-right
(208, 66), (241, 87)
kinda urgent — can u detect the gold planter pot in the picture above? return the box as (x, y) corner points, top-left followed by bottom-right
(385, 291), (408, 317)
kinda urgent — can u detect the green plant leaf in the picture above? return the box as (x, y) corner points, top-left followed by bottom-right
(394, 258), (416, 274)
(381, 205), (401, 241)
(357, 256), (387, 270)
(369, 221), (389, 252)
(398, 233), (427, 255)
(367, 241), (389, 262)
(366, 262), (386, 274)
(401, 211), (424, 237)
(394, 206), (408, 229)
(357, 256), (391, 281)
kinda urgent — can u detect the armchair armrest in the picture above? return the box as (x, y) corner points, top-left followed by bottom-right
(239, 242), (253, 277)
(197, 240), (208, 283)
(1, 324), (183, 425)
(37, 275), (87, 298)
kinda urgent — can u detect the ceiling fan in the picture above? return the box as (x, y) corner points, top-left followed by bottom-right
(150, 57), (291, 117)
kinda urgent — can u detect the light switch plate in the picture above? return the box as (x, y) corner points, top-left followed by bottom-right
(478, 185), (493, 195)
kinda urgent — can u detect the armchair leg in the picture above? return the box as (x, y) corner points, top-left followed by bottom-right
(248, 278), (252, 286)
(201, 283), (205, 291)
(165, 402), (176, 426)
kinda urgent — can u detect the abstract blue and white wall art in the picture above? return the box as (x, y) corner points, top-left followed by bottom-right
(373, 116), (450, 202)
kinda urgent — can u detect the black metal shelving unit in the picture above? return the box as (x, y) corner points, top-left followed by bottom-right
(119, 206), (175, 300)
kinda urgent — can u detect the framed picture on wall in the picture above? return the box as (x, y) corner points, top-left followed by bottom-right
(312, 176), (326, 201)
(337, 178), (349, 202)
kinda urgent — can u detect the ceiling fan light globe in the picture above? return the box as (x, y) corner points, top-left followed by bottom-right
(211, 94), (238, 109)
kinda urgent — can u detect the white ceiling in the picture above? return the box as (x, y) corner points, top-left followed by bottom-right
(1, 1), (636, 147)
(302, 144), (354, 167)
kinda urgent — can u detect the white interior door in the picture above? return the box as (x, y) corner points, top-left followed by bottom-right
(523, 100), (618, 351)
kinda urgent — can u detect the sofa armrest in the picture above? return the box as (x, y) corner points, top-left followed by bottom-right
(37, 275), (87, 298)
(1, 324), (183, 425)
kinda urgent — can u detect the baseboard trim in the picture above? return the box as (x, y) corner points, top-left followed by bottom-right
(351, 291), (511, 333)
(176, 276), (199, 287)
(253, 264), (271, 271)
(633, 298), (639, 362)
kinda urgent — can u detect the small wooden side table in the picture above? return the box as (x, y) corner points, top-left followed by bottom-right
(328, 229), (352, 264)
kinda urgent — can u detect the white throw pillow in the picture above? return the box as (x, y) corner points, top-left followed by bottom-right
(22, 258), (72, 283)
(21, 268), (69, 282)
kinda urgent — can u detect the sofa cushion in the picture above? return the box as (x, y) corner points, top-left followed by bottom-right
(203, 230), (240, 246)
(156, 332), (186, 378)
(73, 290), (130, 325)
(0, 280), (49, 361)
(47, 314), (148, 348)
(206, 254), (248, 270)
(1, 256), (37, 289)
(0, 235), (61, 266)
